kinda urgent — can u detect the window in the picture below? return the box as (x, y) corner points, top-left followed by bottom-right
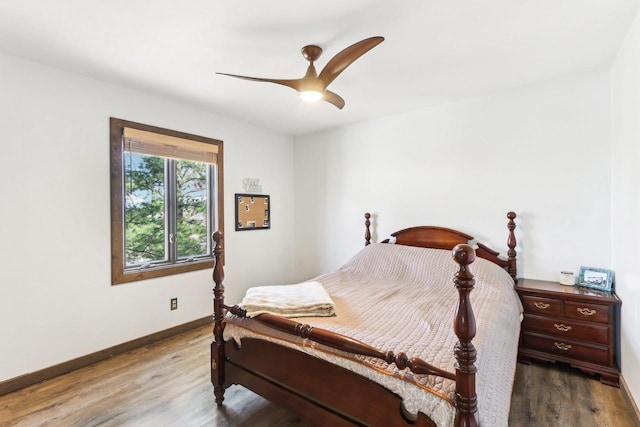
(110, 118), (224, 285)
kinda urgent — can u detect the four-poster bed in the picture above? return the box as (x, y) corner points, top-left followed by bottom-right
(210, 212), (520, 426)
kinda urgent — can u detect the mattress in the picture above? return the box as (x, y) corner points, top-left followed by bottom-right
(224, 243), (523, 426)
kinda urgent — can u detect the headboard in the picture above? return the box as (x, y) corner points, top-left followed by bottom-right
(364, 212), (517, 280)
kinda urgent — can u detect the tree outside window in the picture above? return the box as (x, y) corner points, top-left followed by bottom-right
(110, 118), (224, 285)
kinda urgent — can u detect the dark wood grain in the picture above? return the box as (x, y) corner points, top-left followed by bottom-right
(225, 308), (456, 381)
(452, 244), (479, 426)
(211, 213), (518, 426)
(382, 225), (473, 249)
(212, 231), (226, 406)
(1, 325), (636, 426)
(507, 211), (517, 279)
(364, 212), (371, 246)
(381, 212), (518, 279)
(225, 338), (437, 427)
(516, 279), (621, 386)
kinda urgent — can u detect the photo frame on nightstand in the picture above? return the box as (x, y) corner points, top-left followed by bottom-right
(578, 266), (614, 292)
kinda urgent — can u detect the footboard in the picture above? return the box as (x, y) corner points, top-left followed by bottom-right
(224, 338), (439, 426)
(210, 232), (482, 426)
(229, 304), (456, 378)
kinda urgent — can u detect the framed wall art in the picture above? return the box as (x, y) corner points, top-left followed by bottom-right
(235, 194), (270, 231)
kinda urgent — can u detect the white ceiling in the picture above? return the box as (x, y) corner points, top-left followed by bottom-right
(0, 1), (638, 136)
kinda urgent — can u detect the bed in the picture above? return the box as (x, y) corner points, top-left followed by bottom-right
(210, 212), (520, 426)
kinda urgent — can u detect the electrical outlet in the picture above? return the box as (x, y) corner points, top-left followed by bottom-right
(170, 298), (178, 310)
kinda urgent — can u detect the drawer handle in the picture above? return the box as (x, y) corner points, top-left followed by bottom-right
(534, 302), (550, 310)
(577, 307), (596, 316)
(554, 323), (572, 332)
(554, 342), (572, 351)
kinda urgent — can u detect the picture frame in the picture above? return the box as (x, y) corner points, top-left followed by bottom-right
(235, 193), (270, 231)
(578, 266), (614, 291)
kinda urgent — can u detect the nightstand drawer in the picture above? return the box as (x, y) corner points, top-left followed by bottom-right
(564, 301), (610, 323)
(522, 314), (609, 345)
(521, 295), (562, 316)
(521, 333), (609, 365)
(516, 278), (620, 386)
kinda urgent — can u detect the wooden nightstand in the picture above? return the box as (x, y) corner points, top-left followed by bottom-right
(515, 278), (621, 386)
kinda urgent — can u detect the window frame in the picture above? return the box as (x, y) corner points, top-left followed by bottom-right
(110, 118), (224, 285)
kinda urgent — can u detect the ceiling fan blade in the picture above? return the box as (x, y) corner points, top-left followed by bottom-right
(319, 36), (384, 88)
(216, 72), (303, 92)
(323, 90), (345, 109)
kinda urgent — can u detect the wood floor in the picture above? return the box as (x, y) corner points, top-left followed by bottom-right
(1, 324), (637, 426)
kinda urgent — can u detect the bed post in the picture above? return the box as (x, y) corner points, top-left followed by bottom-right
(507, 211), (517, 280)
(452, 244), (479, 427)
(364, 212), (371, 246)
(211, 231), (226, 406)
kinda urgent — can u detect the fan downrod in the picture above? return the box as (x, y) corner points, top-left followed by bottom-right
(301, 45), (323, 62)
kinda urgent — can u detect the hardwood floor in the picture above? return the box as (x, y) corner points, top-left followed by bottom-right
(0, 324), (636, 426)
(509, 363), (636, 427)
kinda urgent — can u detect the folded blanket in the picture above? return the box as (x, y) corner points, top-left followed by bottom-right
(240, 281), (336, 318)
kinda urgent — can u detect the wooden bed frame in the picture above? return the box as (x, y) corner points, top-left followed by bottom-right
(211, 212), (517, 426)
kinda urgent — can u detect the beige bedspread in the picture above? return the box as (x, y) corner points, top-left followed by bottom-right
(224, 243), (523, 426)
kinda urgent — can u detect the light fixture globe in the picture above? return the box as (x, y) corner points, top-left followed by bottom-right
(298, 65), (325, 103)
(300, 90), (323, 102)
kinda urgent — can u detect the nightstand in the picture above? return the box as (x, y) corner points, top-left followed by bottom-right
(515, 278), (621, 386)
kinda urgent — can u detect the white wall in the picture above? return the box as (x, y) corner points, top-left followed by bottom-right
(294, 71), (612, 282)
(2, 33), (635, 410)
(611, 5), (640, 409)
(0, 52), (295, 382)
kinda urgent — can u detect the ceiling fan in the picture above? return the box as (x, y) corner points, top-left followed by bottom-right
(217, 36), (384, 109)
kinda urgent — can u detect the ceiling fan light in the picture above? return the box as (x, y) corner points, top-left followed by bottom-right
(300, 90), (324, 102)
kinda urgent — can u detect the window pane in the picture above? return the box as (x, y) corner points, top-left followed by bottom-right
(176, 160), (208, 258)
(124, 153), (166, 265)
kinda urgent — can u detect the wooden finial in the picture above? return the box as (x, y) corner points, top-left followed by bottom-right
(213, 231), (224, 285)
(451, 243), (479, 427)
(364, 213), (371, 246)
(453, 244), (476, 268)
(506, 212), (517, 280)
